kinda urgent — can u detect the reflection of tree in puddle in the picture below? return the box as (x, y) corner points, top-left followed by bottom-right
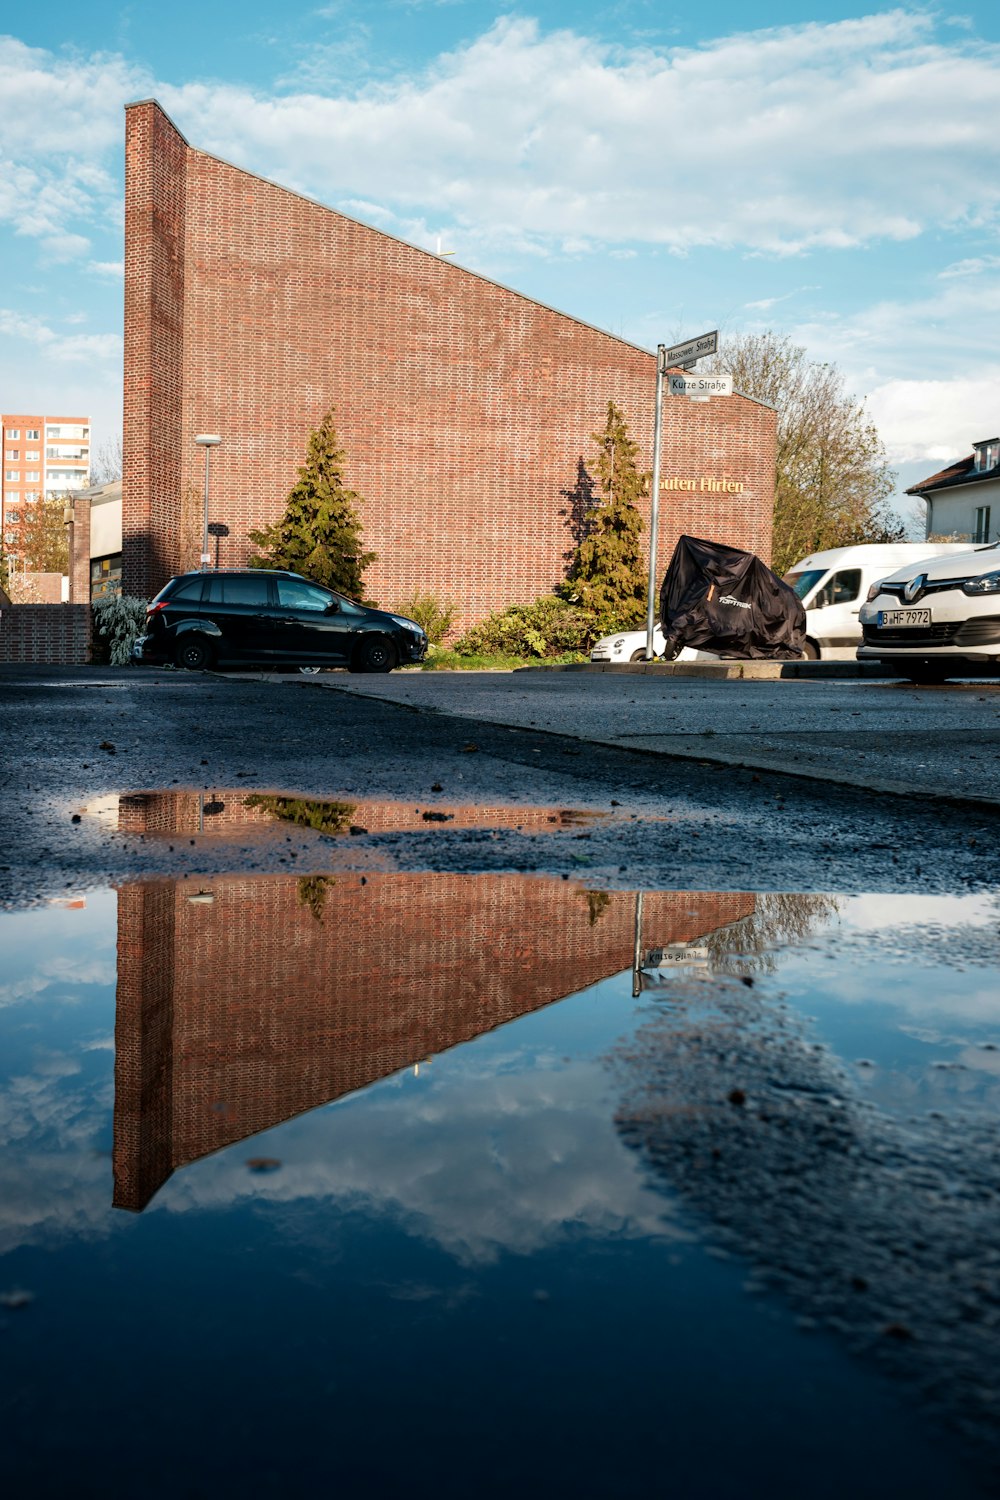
(583, 889), (612, 926)
(244, 794), (357, 836)
(297, 874), (337, 921)
(702, 892), (840, 976)
(612, 969), (1000, 1468)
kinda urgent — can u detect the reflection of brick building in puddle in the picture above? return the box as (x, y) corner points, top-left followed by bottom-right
(114, 874), (755, 1212)
(115, 789), (614, 840)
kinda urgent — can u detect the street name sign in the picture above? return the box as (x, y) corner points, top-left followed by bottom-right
(660, 330), (718, 371)
(668, 373), (733, 397)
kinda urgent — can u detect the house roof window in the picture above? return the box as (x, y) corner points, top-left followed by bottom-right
(974, 438), (1000, 473)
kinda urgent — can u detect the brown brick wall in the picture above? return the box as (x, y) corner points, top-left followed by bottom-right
(68, 496), (91, 604)
(123, 101), (776, 623)
(113, 872), (756, 1210)
(123, 103), (188, 598)
(0, 604), (91, 663)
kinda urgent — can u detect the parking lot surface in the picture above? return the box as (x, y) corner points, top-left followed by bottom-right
(329, 668), (1000, 806)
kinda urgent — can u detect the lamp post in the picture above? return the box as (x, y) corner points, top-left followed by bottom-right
(194, 434), (221, 571)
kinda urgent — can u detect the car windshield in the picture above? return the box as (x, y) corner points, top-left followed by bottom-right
(784, 568), (827, 601)
(330, 592), (365, 616)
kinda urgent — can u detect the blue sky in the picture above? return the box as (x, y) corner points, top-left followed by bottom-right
(2, 2), (1000, 507)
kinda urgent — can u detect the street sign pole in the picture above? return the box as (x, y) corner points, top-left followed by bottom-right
(645, 346), (666, 661)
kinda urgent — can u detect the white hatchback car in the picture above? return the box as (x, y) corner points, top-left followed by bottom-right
(589, 627), (718, 664)
(857, 541), (1000, 678)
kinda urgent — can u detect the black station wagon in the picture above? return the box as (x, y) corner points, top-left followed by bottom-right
(133, 569), (428, 673)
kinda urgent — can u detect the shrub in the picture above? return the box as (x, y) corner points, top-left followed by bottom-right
(393, 590), (457, 645)
(92, 594), (148, 665)
(453, 595), (591, 658)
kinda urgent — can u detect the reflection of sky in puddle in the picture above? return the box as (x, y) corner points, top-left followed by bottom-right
(0, 880), (997, 1499)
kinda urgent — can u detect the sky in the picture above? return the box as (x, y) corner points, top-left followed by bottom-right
(2, 1), (1000, 510)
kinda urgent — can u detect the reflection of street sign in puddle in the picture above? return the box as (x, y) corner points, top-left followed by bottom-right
(646, 945), (710, 969)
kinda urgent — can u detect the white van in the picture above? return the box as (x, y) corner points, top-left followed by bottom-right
(784, 543), (975, 659)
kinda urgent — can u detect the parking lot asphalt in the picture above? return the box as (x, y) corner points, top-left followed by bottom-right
(325, 668), (1000, 808)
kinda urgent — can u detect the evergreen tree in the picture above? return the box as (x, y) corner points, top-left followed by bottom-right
(248, 409), (376, 597)
(562, 400), (649, 632)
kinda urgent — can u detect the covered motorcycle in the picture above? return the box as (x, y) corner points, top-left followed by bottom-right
(659, 535), (807, 660)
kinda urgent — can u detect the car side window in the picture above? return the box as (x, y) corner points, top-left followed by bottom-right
(276, 578), (334, 612)
(814, 569), (862, 608)
(168, 577), (204, 603)
(204, 575), (272, 606)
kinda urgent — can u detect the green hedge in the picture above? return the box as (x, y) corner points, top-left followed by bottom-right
(453, 595), (592, 658)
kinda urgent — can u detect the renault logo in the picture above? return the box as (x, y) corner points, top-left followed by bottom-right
(903, 573), (926, 604)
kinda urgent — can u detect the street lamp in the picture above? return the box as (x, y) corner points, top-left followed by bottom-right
(194, 434), (221, 571)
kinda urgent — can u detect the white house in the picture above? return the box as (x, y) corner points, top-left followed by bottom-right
(907, 435), (999, 543)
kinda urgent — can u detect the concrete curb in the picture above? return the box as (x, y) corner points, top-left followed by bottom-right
(518, 661), (896, 680)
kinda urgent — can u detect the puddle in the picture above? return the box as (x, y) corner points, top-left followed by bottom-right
(82, 790), (618, 841)
(1, 877), (998, 1497)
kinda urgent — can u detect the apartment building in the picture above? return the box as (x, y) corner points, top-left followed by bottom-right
(2, 412), (91, 555)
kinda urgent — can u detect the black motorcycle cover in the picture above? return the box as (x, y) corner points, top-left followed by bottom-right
(659, 535), (807, 660)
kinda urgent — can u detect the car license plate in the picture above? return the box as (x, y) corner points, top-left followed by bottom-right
(877, 609), (931, 627)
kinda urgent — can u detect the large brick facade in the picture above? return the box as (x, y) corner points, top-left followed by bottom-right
(123, 101), (775, 624)
(114, 865), (756, 1211)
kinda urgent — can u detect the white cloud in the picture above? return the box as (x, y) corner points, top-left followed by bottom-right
(867, 373), (1000, 462)
(204, 12), (999, 252)
(0, 308), (122, 365)
(1, 13), (1000, 266)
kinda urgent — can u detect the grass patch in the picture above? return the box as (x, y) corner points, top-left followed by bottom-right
(418, 649), (587, 671)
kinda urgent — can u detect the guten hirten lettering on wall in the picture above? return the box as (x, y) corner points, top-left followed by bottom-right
(661, 476), (746, 494)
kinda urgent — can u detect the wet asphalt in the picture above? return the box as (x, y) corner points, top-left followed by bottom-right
(1, 664), (997, 906)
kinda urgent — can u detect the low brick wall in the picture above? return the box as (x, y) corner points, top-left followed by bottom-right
(0, 604), (92, 664)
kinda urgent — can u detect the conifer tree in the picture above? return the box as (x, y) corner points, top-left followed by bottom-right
(562, 400), (648, 632)
(248, 409), (376, 597)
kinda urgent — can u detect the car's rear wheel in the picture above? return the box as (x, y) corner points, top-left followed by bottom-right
(351, 635), (397, 674)
(802, 639), (820, 660)
(176, 637), (213, 671)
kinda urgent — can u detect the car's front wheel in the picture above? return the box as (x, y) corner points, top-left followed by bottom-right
(176, 637), (213, 671)
(351, 635), (397, 673)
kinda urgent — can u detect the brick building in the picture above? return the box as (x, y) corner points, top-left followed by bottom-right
(123, 101), (776, 624)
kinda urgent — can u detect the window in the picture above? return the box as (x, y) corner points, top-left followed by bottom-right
(25, 471), (40, 482)
(4, 470), (18, 482)
(5, 450), (18, 460)
(5, 508), (19, 524)
(204, 574), (271, 606)
(25, 429), (39, 441)
(6, 429), (19, 440)
(276, 577), (334, 612)
(25, 451), (39, 462)
(167, 576), (205, 602)
(812, 569), (862, 609)
(23, 491), (39, 502)
(975, 506), (992, 544)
